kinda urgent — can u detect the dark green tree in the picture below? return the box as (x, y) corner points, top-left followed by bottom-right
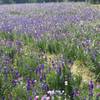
(87, 0), (100, 3)
(2, 0), (14, 3)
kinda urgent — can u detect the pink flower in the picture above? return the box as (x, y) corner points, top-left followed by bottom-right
(46, 97), (50, 100)
(34, 96), (39, 100)
(41, 95), (46, 100)
(41, 95), (50, 100)
(76, 90), (80, 96)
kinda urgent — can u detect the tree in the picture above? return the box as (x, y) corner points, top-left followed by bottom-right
(87, 0), (100, 3)
(2, 0), (14, 3)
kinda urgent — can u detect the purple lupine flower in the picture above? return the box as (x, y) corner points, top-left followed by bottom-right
(2, 96), (5, 100)
(89, 80), (94, 90)
(41, 64), (44, 70)
(40, 75), (43, 82)
(36, 66), (41, 75)
(4, 66), (8, 80)
(26, 79), (31, 91)
(71, 90), (75, 97)
(6, 40), (13, 48)
(15, 40), (22, 46)
(28, 96), (32, 100)
(11, 68), (16, 79)
(27, 83), (31, 91)
(71, 89), (80, 98)
(12, 79), (17, 86)
(42, 82), (49, 91)
(3, 56), (11, 65)
(35, 67), (39, 75)
(89, 80), (94, 96)
(26, 78), (36, 91)
(15, 71), (20, 79)
(56, 66), (61, 75)
(32, 79), (37, 85)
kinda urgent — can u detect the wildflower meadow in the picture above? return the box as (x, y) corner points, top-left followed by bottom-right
(0, 2), (100, 100)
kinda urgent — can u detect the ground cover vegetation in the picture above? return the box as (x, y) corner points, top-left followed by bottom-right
(0, 3), (100, 100)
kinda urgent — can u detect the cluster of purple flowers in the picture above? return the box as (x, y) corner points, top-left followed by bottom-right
(0, 3), (100, 38)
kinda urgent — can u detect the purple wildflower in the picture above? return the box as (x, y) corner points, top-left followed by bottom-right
(26, 79), (31, 91)
(40, 75), (43, 82)
(2, 96), (5, 100)
(56, 66), (61, 75)
(42, 82), (49, 91)
(12, 79), (17, 86)
(28, 96), (32, 100)
(15, 71), (20, 79)
(41, 64), (44, 70)
(88, 80), (94, 96)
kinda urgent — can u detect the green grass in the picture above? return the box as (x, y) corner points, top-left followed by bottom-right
(0, 29), (99, 99)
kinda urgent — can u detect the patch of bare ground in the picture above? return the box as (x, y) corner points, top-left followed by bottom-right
(71, 61), (95, 83)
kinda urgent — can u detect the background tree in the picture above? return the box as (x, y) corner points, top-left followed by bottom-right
(0, 0), (100, 4)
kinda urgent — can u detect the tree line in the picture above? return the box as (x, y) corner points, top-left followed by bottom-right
(0, 0), (100, 4)
(0, 0), (65, 3)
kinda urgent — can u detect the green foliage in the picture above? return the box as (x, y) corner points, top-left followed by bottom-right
(0, 18), (99, 99)
(0, 75), (13, 98)
(47, 40), (62, 54)
(36, 39), (63, 54)
(36, 39), (47, 53)
(2, 0), (14, 3)
(87, 0), (100, 4)
(73, 75), (82, 89)
(12, 85), (27, 100)
(46, 70), (64, 90)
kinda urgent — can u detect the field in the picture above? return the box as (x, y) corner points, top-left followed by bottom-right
(0, 2), (100, 100)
